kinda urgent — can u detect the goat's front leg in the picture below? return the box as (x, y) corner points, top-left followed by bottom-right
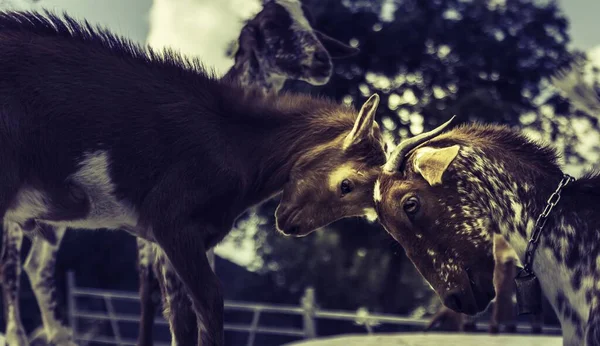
(1, 221), (28, 346)
(23, 226), (76, 346)
(136, 238), (161, 346)
(585, 293), (600, 346)
(153, 222), (223, 346)
(489, 259), (516, 334)
(154, 249), (197, 346)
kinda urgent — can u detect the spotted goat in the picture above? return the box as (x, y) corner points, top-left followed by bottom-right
(374, 70), (600, 345)
(135, 0), (359, 344)
(0, 10), (386, 346)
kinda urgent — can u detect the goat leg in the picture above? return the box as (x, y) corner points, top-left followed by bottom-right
(1, 221), (28, 346)
(137, 238), (160, 346)
(154, 249), (197, 345)
(23, 226), (76, 346)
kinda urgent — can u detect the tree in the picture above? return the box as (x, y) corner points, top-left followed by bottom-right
(234, 0), (581, 315)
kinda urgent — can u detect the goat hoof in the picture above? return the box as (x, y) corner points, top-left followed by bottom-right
(488, 325), (499, 334)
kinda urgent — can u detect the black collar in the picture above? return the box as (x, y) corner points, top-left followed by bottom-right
(514, 173), (574, 316)
(521, 173), (574, 275)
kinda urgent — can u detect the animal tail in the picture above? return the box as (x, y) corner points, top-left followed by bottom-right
(549, 54), (600, 115)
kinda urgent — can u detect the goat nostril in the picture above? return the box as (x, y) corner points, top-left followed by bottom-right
(314, 51), (329, 63)
(287, 225), (300, 234)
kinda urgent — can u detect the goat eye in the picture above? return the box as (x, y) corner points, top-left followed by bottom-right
(340, 179), (354, 195)
(403, 196), (420, 214)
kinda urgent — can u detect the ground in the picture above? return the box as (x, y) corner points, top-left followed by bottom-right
(285, 332), (562, 346)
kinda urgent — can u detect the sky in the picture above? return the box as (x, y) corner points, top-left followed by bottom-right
(0, 0), (598, 267)
(557, 0), (600, 52)
(2, 0), (597, 73)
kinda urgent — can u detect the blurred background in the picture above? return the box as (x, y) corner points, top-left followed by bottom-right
(0, 0), (598, 345)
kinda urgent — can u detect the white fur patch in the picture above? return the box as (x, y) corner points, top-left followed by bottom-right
(6, 151), (147, 239)
(373, 179), (382, 203)
(4, 188), (50, 225)
(47, 151), (142, 234)
(363, 207), (377, 222)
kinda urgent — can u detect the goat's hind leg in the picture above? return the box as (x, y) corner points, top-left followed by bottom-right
(23, 226), (77, 346)
(154, 249), (197, 346)
(1, 221), (28, 346)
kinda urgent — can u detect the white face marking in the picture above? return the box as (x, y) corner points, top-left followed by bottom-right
(327, 163), (356, 192)
(373, 179), (382, 203)
(363, 207), (377, 222)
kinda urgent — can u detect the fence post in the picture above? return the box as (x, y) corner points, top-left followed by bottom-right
(66, 271), (78, 339)
(301, 287), (317, 339)
(207, 249), (215, 272)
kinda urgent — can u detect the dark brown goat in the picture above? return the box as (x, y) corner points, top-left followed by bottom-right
(134, 1), (359, 344)
(0, 11), (386, 346)
(374, 116), (600, 345)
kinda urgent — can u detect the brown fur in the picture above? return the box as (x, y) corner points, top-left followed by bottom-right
(136, 2), (358, 343)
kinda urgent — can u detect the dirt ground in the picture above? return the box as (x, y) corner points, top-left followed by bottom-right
(284, 332), (562, 346)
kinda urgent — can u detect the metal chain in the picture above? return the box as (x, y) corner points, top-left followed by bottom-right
(522, 174), (574, 274)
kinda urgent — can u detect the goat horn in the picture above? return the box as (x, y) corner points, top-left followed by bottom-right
(383, 115), (456, 172)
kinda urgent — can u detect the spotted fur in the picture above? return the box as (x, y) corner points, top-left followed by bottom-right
(376, 123), (600, 345)
(425, 234), (543, 334)
(134, 1), (359, 345)
(222, 0), (358, 93)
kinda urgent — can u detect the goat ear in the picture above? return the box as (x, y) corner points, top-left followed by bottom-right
(314, 30), (360, 59)
(413, 145), (460, 186)
(233, 24), (258, 64)
(343, 94), (379, 149)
